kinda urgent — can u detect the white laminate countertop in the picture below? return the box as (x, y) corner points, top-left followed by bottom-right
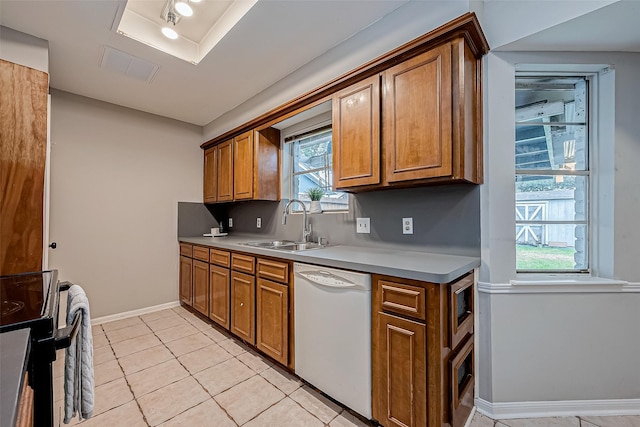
(179, 235), (479, 283)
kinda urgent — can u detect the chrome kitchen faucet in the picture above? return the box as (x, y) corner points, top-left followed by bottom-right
(282, 199), (312, 242)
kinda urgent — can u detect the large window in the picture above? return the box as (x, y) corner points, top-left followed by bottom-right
(515, 76), (589, 272)
(285, 126), (348, 212)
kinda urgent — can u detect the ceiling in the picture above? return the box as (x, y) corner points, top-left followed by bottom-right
(1, 1), (639, 128)
(0, 0), (408, 126)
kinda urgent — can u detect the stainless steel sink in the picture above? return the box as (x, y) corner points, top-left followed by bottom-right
(240, 240), (329, 252)
(242, 240), (295, 248)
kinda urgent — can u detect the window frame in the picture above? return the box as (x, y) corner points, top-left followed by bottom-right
(281, 121), (348, 213)
(514, 72), (595, 274)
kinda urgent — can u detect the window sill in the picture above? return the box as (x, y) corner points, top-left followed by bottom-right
(511, 275), (627, 286)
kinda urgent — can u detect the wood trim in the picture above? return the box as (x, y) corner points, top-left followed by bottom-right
(201, 13), (488, 150)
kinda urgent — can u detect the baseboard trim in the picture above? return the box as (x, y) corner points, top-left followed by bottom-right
(475, 397), (640, 419)
(478, 281), (639, 294)
(91, 301), (181, 325)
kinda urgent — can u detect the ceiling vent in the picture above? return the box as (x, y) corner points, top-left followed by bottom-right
(99, 46), (160, 83)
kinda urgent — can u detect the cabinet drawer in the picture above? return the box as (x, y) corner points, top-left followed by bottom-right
(379, 280), (426, 321)
(257, 258), (289, 284)
(449, 336), (474, 427)
(193, 246), (209, 261)
(231, 253), (255, 274)
(180, 243), (192, 257)
(210, 249), (230, 267)
(450, 273), (474, 351)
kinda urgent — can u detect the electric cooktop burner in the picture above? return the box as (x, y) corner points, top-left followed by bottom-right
(1, 300), (25, 317)
(0, 271), (52, 327)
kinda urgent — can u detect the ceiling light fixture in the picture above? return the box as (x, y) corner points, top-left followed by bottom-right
(174, 1), (193, 17)
(161, 10), (178, 39)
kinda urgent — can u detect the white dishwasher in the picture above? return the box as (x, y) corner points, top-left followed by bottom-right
(294, 262), (371, 418)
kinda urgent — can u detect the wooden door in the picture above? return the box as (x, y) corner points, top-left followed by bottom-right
(0, 60), (48, 275)
(209, 265), (230, 329)
(373, 312), (426, 427)
(192, 260), (209, 315)
(233, 130), (254, 200)
(203, 147), (217, 203)
(332, 75), (381, 189)
(217, 139), (234, 202)
(382, 43), (452, 183)
(231, 271), (255, 344)
(179, 256), (193, 306)
(256, 278), (288, 365)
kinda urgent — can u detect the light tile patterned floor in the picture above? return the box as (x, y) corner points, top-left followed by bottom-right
(53, 307), (372, 427)
(53, 307), (640, 427)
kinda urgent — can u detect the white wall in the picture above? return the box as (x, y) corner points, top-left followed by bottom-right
(48, 90), (202, 318)
(0, 26), (48, 72)
(203, 0), (470, 140)
(478, 51), (640, 414)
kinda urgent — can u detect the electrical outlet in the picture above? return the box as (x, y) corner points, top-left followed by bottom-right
(256, 217), (262, 228)
(403, 217), (413, 234)
(228, 218), (233, 228)
(356, 218), (370, 234)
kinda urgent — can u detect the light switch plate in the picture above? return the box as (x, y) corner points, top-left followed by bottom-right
(256, 217), (261, 228)
(356, 218), (370, 234)
(228, 218), (233, 228)
(403, 217), (413, 234)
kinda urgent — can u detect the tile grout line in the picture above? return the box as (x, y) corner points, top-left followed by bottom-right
(109, 316), (153, 427)
(138, 311), (238, 426)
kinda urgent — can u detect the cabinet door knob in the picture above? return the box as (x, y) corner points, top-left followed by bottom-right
(49, 242), (57, 249)
(240, 302), (244, 307)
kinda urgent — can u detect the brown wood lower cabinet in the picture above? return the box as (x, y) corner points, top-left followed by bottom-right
(372, 272), (475, 427)
(209, 265), (230, 329)
(256, 278), (288, 365)
(373, 312), (426, 427)
(192, 259), (209, 316)
(231, 271), (255, 344)
(179, 255), (193, 306)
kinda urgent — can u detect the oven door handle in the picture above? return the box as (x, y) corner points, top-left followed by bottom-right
(54, 310), (82, 350)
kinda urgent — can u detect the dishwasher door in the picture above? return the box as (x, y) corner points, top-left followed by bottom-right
(293, 263), (371, 418)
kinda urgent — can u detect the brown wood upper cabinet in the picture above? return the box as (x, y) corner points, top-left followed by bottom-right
(332, 75), (381, 189)
(333, 37), (482, 191)
(205, 127), (280, 203)
(217, 139), (234, 202)
(203, 146), (217, 203)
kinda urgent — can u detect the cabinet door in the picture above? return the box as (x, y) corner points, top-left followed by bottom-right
(203, 147), (217, 203)
(233, 130), (254, 200)
(209, 265), (230, 329)
(217, 139), (234, 202)
(179, 256), (193, 306)
(382, 43), (452, 183)
(231, 271), (255, 344)
(373, 312), (426, 427)
(256, 278), (288, 365)
(192, 260), (209, 316)
(332, 75), (381, 189)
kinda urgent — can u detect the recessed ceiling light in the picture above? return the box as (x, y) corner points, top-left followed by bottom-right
(190, 0), (201, 3)
(162, 27), (178, 39)
(174, 1), (193, 17)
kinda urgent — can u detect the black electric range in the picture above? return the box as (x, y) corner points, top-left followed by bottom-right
(0, 270), (80, 427)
